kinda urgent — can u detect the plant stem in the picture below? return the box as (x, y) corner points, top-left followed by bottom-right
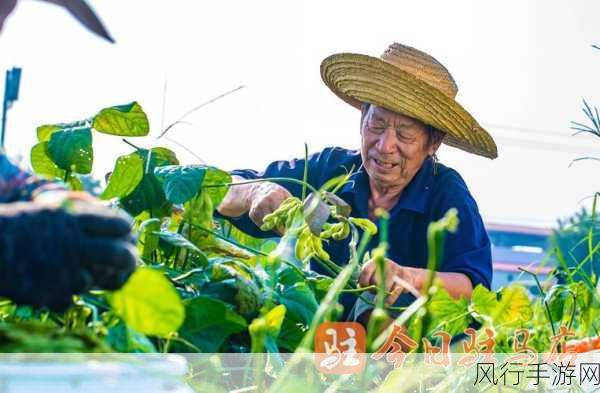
(189, 222), (306, 277)
(311, 257), (339, 277)
(517, 267), (547, 296)
(341, 285), (379, 293)
(313, 255), (342, 274)
(568, 293), (577, 331)
(190, 222), (382, 309)
(183, 224), (192, 270)
(330, 165), (356, 194)
(302, 142), (308, 201)
(172, 220), (186, 268)
(374, 210), (389, 310)
(163, 335), (172, 353)
(158, 85), (245, 139)
(202, 176), (320, 196)
(518, 267), (557, 337)
(341, 285), (396, 297)
(122, 138), (141, 150)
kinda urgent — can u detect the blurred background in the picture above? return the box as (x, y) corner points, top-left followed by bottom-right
(1, 0), (599, 288)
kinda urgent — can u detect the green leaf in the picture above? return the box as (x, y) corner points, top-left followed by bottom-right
(155, 230), (208, 264)
(92, 102), (150, 136)
(37, 120), (88, 142)
(276, 266), (318, 324)
(137, 218), (161, 259)
(120, 175), (168, 217)
(107, 267), (185, 337)
(119, 147), (178, 217)
(277, 282), (318, 325)
(545, 284), (574, 324)
(277, 265), (305, 286)
(306, 276), (334, 303)
(179, 296), (247, 352)
(210, 258), (255, 282)
(154, 165), (207, 205)
(200, 279), (237, 305)
(427, 286), (470, 336)
(30, 142), (66, 179)
(101, 153), (144, 200)
(494, 285), (533, 327)
(106, 321), (157, 353)
(264, 304), (286, 337)
(144, 147), (179, 166)
(47, 127), (93, 174)
(277, 317), (307, 352)
(470, 284), (499, 317)
(184, 189), (214, 230)
(202, 167), (232, 207)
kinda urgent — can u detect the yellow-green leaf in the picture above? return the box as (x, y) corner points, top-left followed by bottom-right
(30, 142), (65, 179)
(264, 304), (286, 337)
(37, 120), (88, 142)
(427, 286), (470, 335)
(470, 284), (499, 317)
(101, 153), (144, 200)
(93, 102), (150, 137)
(107, 267), (185, 337)
(494, 285), (533, 327)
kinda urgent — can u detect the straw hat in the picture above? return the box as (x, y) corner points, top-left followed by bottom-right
(320, 43), (498, 159)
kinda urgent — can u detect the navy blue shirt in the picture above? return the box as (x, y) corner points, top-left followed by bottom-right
(227, 147), (492, 306)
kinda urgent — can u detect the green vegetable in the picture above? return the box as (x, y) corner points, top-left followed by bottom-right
(19, 101), (600, 393)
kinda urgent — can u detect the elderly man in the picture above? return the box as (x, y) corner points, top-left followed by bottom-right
(0, 151), (136, 311)
(218, 43), (496, 320)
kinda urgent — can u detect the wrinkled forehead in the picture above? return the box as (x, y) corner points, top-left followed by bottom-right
(366, 104), (423, 127)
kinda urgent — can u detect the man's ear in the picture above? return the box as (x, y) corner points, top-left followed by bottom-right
(427, 136), (444, 156)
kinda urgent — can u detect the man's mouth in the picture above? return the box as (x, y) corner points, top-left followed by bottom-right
(373, 158), (399, 169)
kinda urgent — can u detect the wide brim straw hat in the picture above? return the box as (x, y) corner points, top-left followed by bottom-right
(320, 43), (498, 159)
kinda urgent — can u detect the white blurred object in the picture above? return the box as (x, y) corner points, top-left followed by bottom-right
(0, 354), (192, 393)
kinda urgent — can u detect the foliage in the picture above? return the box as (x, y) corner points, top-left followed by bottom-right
(17, 101), (384, 355)
(10, 101), (600, 391)
(551, 207), (600, 282)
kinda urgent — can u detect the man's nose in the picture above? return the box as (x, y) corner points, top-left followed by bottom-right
(375, 129), (398, 154)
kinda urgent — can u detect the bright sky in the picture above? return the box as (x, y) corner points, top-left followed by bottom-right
(1, 0), (599, 227)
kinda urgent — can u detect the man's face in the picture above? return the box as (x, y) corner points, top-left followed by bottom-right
(360, 104), (437, 190)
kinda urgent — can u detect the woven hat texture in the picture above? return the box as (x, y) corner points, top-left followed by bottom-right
(320, 43), (497, 159)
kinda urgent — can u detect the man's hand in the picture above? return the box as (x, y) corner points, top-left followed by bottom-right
(358, 258), (420, 306)
(358, 258), (475, 308)
(247, 182), (292, 230)
(0, 198), (137, 312)
(218, 176), (292, 229)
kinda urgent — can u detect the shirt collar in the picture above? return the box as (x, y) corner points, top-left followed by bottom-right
(339, 157), (435, 216)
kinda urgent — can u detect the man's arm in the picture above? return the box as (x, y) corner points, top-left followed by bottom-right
(217, 175), (255, 217)
(218, 147), (358, 237)
(358, 261), (473, 306)
(217, 175), (292, 230)
(217, 149), (330, 230)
